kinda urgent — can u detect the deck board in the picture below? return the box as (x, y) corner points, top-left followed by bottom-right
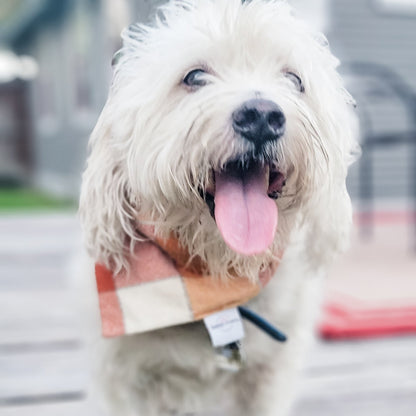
(0, 214), (415, 415)
(0, 400), (101, 416)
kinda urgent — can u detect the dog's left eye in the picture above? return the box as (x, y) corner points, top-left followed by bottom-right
(183, 69), (208, 88)
(285, 72), (305, 93)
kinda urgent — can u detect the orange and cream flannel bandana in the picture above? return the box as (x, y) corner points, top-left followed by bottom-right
(95, 226), (279, 338)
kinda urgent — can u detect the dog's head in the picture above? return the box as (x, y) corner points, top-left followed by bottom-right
(80, 0), (358, 277)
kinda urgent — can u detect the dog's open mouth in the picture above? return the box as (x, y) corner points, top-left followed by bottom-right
(203, 159), (285, 256)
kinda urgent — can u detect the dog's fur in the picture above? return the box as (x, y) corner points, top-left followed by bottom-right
(79, 1), (358, 415)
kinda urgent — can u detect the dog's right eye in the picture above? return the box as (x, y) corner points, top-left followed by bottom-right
(284, 71), (305, 93)
(183, 69), (208, 88)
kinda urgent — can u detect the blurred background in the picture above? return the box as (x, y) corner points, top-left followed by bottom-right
(0, 0), (415, 415)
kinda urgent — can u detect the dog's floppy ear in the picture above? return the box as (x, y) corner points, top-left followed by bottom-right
(79, 108), (138, 273)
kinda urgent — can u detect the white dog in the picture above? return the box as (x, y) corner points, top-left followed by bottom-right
(79, 1), (358, 415)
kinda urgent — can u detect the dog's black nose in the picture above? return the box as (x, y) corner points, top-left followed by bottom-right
(232, 99), (286, 147)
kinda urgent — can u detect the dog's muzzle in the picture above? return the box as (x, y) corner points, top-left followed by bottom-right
(202, 99), (287, 257)
(232, 98), (286, 148)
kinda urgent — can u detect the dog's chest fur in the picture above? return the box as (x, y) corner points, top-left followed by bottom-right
(91, 234), (324, 416)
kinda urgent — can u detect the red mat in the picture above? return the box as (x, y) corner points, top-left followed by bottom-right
(319, 297), (416, 340)
(318, 211), (416, 340)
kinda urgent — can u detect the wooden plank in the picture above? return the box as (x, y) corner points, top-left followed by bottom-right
(0, 214), (92, 413)
(0, 400), (102, 416)
(0, 214), (84, 343)
(299, 361), (416, 399)
(303, 337), (416, 371)
(291, 337), (416, 415)
(293, 394), (416, 416)
(0, 349), (88, 399)
(0, 291), (81, 344)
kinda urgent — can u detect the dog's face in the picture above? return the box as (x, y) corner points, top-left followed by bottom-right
(81, 0), (358, 276)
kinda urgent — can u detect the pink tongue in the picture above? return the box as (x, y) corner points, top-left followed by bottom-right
(214, 164), (278, 255)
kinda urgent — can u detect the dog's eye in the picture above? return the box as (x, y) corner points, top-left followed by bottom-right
(285, 72), (305, 93)
(183, 69), (208, 88)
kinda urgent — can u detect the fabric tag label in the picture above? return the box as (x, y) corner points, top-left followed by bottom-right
(203, 308), (245, 347)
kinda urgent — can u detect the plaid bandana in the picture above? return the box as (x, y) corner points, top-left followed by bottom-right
(95, 225), (280, 338)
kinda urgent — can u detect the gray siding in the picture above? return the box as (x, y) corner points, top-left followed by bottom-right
(327, 0), (416, 201)
(328, 1), (416, 90)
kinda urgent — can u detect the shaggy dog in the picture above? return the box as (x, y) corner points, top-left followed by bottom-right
(79, 0), (358, 415)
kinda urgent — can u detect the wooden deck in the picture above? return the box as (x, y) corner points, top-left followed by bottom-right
(0, 214), (415, 415)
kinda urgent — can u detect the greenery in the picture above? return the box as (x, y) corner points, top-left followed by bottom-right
(0, 188), (76, 211)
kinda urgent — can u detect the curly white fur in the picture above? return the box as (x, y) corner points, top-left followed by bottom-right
(79, 1), (358, 415)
